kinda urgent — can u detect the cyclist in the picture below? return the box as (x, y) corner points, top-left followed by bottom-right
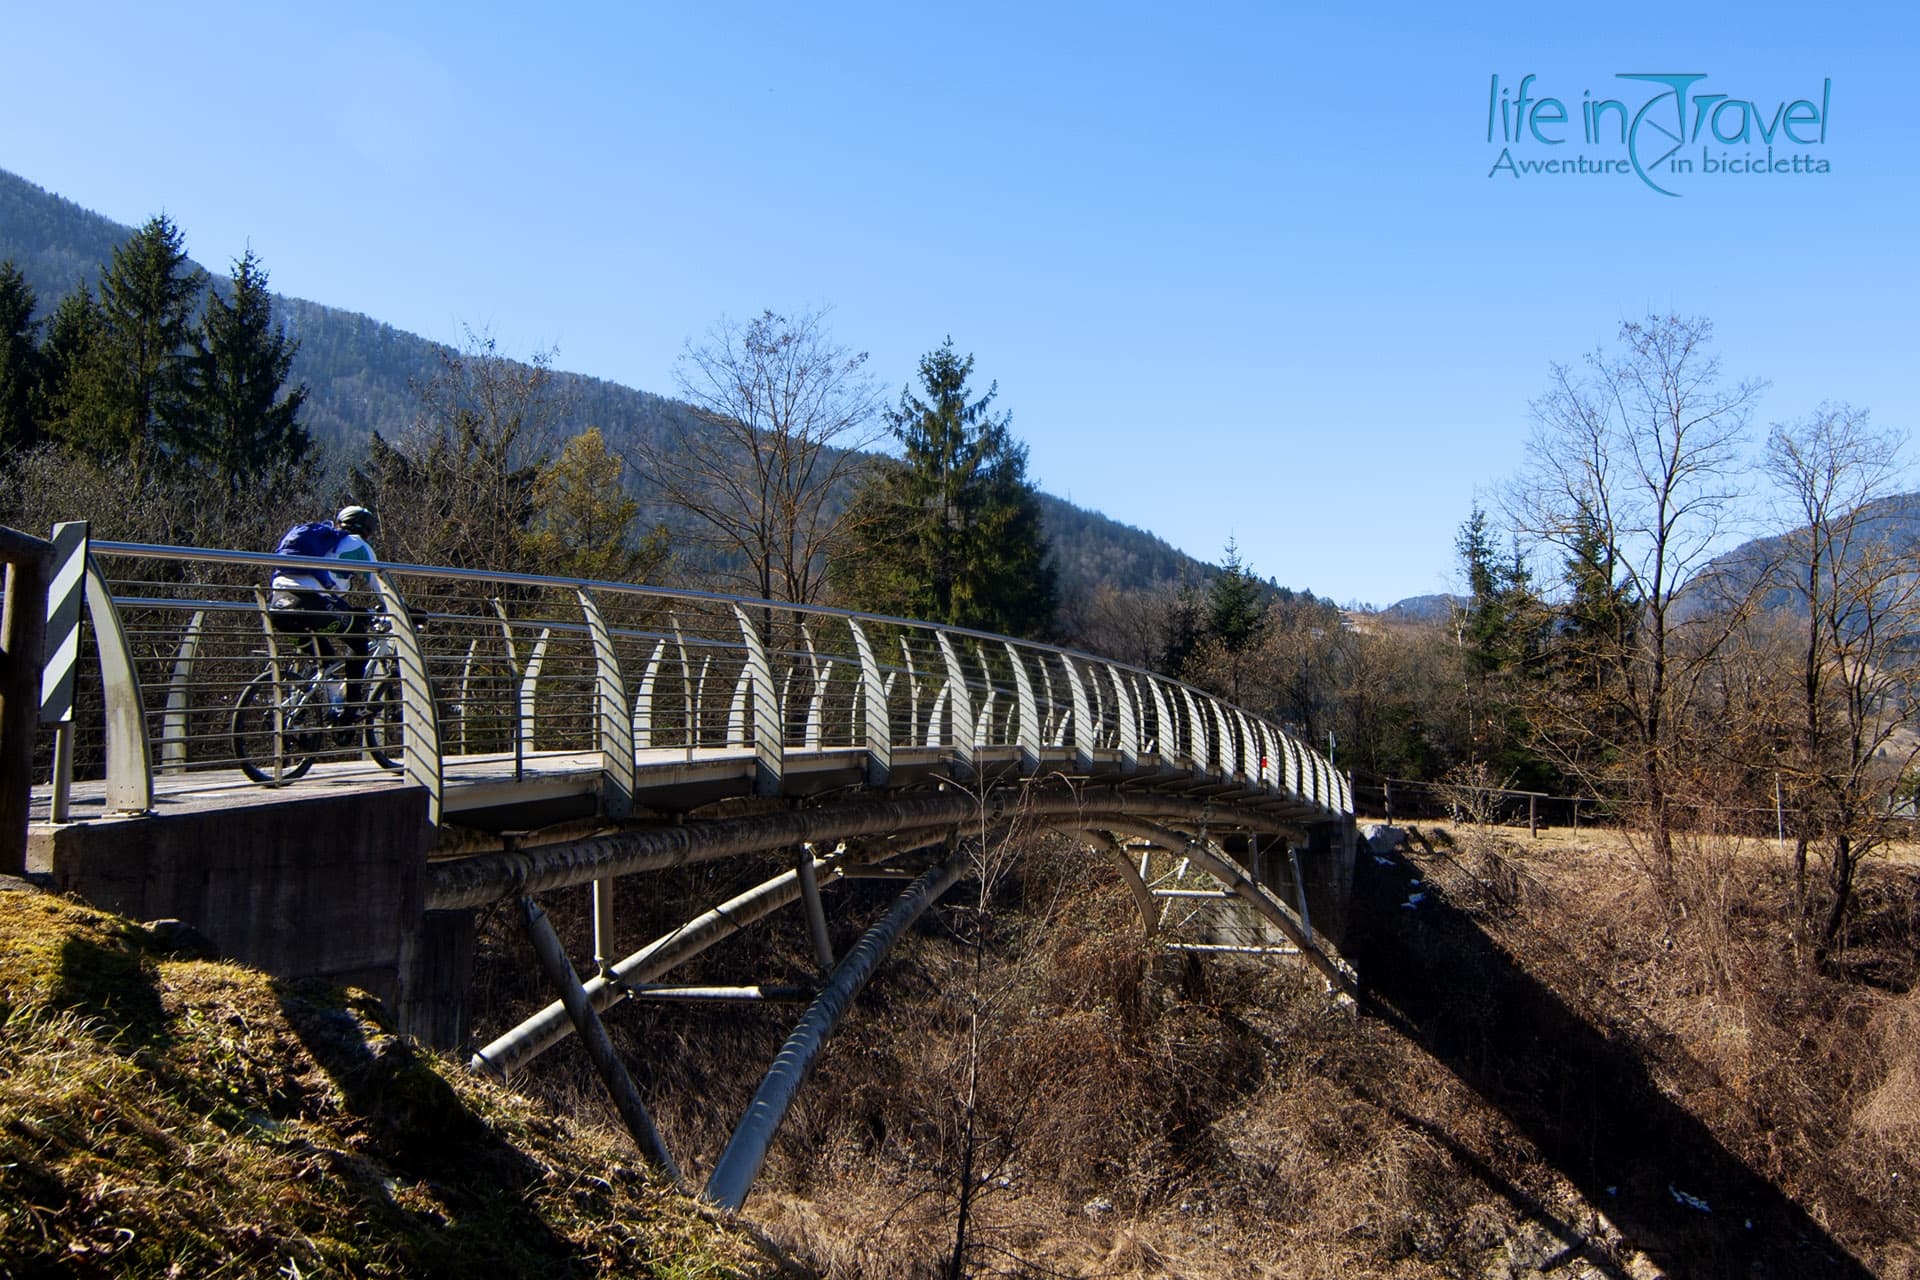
(267, 506), (380, 723)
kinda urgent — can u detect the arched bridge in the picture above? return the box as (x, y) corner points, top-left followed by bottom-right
(12, 525), (1357, 1208)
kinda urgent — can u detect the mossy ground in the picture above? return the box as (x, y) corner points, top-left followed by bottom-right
(0, 886), (785, 1279)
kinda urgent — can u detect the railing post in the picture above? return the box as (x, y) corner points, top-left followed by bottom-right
(491, 600), (526, 778)
(1247, 718), (1270, 790)
(1038, 654), (1062, 745)
(520, 628), (550, 765)
(83, 552), (152, 814)
(802, 625), (827, 748)
(577, 588), (633, 819)
(631, 638), (664, 750)
(37, 522), (86, 823)
(733, 605), (783, 797)
(246, 586), (295, 786)
(898, 637), (920, 744)
(1208, 702), (1233, 783)
(455, 638), (479, 755)
(1004, 641), (1041, 775)
(1147, 677), (1175, 764)
(373, 573), (443, 825)
(1109, 666), (1139, 770)
(848, 620), (890, 787)
(668, 613), (695, 752)
(935, 631), (974, 780)
(1180, 687), (1208, 775)
(159, 610), (204, 775)
(1062, 657), (1094, 773)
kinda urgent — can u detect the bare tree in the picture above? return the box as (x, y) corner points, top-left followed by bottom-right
(354, 327), (562, 571)
(636, 308), (881, 604)
(1509, 315), (1764, 875)
(1765, 404), (1919, 957)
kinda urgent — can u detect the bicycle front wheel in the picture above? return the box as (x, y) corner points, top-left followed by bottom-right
(364, 678), (403, 772)
(232, 669), (318, 784)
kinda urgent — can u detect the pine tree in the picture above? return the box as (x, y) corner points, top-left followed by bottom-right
(184, 250), (310, 498)
(0, 262), (38, 452)
(836, 341), (1056, 636)
(57, 215), (206, 467)
(1554, 504), (1637, 698)
(1205, 537), (1264, 651)
(1455, 505), (1543, 677)
(35, 288), (103, 447)
(1454, 505), (1555, 788)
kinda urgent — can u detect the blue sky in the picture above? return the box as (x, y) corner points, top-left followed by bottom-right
(6, 3), (1914, 606)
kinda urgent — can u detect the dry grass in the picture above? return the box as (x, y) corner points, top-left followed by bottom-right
(458, 817), (1919, 1277)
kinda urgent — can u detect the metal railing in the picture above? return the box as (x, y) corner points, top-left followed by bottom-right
(39, 536), (1353, 826)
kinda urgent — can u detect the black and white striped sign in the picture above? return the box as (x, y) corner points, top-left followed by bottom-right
(38, 521), (88, 725)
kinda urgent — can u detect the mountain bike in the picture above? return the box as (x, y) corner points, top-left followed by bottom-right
(230, 614), (404, 784)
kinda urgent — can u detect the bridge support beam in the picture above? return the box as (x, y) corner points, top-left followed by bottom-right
(704, 849), (972, 1212)
(472, 855), (842, 1079)
(521, 894), (684, 1188)
(1065, 817), (1354, 992)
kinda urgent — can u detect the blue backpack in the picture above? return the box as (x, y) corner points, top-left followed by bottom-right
(274, 521), (344, 561)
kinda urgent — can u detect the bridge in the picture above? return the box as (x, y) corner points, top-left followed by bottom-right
(4, 525), (1357, 1208)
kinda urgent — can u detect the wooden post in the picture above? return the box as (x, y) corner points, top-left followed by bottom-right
(1528, 793), (1538, 839)
(1383, 778), (1394, 824)
(0, 530), (52, 875)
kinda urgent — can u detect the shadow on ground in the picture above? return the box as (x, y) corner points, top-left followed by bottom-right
(1343, 847), (1872, 1279)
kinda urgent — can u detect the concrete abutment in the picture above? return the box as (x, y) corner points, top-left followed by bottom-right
(26, 787), (470, 1045)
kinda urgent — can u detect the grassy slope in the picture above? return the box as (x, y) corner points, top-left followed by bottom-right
(0, 887), (784, 1279)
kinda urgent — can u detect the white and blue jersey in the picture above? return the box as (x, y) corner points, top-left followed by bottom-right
(271, 532), (377, 599)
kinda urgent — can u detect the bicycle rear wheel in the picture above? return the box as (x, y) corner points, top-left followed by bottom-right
(364, 678), (403, 771)
(233, 668), (319, 784)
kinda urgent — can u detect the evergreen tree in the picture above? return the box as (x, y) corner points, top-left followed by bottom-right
(35, 287), (103, 447)
(1205, 537), (1264, 651)
(836, 340), (1056, 636)
(59, 215), (206, 466)
(185, 250), (310, 499)
(1454, 505), (1555, 788)
(0, 262), (38, 452)
(1158, 581), (1205, 674)
(1554, 504), (1637, 697)
(1455, 505), (1544, 677)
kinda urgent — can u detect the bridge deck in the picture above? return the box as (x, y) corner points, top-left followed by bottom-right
(27, 742), (1238, 835)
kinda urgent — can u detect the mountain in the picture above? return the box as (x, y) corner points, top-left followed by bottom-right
(0, 167), (1216, 601)
(1380, 593), (1461, 624)
(1710, 492), (1920, 602)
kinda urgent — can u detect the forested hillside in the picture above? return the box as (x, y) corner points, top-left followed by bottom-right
(0, 167), (1213, 601)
